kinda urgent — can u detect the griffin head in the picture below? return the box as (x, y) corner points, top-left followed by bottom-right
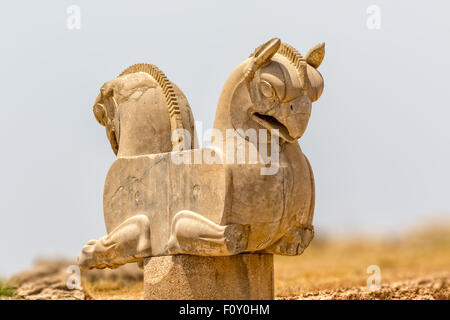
(245, 38), (325, 142)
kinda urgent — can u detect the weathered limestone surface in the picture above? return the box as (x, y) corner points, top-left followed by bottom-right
(78, 38), (325, 300)
(143, 254), (274, 300)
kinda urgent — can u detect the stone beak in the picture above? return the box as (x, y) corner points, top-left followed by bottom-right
(252, 95), (312, 143)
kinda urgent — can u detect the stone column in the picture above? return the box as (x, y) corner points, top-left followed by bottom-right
(143, 253), (274, 300)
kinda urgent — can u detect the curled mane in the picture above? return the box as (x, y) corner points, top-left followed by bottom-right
(119, 63), (184, 146)
(276, 43), (308, 90)
(276, 43), (304, 73)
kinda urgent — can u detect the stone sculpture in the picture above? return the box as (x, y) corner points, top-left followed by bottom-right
(78, 38), (325, 299)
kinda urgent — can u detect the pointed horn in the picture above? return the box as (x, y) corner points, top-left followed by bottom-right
(245, 38), (281, 82)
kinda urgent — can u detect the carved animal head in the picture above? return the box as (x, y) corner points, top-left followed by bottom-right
(93, 82), (121, 154)
(92, 64), (196, 156)
(242, 38), (325, 143)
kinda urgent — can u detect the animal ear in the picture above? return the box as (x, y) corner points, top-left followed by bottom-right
(305, 43), (325, 68)
(93, 103), (107, 126)
(246, 38), (281, 81)
(93, 81), (117, 126)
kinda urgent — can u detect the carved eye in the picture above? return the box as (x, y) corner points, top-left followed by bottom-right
(259, 80), (275, 98)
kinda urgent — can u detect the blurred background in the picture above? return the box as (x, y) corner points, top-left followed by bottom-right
(0, 0), (449, 285)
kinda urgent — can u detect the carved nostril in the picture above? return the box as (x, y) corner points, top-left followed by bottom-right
(290, 105), (294, 111)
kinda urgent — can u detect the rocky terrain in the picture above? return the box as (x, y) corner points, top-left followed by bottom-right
(1, 224), (448, 300)
(281, 273), (449, 300)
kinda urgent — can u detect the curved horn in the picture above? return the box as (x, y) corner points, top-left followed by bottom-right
(245, 38), (281, 82)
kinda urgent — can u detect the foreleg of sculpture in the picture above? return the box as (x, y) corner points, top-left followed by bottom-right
(78, 214), (152, 270)
(263, 225), (314, 256)
(167, 210), (250, 256)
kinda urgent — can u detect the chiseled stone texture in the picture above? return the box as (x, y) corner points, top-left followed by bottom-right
(78, 38), (325, 275)
(143, 254), (274, 300)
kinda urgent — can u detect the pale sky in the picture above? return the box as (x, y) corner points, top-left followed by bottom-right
(1, 0), (449, 276)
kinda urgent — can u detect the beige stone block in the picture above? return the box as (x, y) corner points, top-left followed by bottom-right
(143, 254), (274, 300)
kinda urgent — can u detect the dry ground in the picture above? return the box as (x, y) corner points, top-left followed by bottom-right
(2, 224), (449, 300)
(274, 224), (449, 299)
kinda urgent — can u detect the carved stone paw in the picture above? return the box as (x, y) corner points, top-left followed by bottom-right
(264, 226), (314, 256)
(78, 239), (102, 270)
(224, 223), (250, 254)
(77, 237), (116, 270)
(271, 240), (305, 256)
